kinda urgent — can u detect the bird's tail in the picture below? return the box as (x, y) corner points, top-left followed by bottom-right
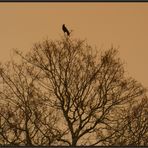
(68, 30), (73, 36)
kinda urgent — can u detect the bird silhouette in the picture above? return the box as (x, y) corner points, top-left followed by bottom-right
(62, 24), (70, 36)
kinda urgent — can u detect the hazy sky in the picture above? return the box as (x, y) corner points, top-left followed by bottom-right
(0, 3), (148, 88)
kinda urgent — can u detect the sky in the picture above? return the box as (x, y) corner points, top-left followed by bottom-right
(0, 2), (148, 88)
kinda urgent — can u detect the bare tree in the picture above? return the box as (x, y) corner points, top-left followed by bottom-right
(0, 60), (62, 146)
(106, 96), (148, 146)
(15, 37), (146, 146)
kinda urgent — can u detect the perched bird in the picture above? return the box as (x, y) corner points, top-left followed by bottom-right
(62, 24), (70, 36)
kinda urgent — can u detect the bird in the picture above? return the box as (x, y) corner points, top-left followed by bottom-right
(62, 24), (70, 36)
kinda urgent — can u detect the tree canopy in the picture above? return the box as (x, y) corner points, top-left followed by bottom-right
(0, 37), (147, 146)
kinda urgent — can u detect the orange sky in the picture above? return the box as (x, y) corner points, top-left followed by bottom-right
(0, 2), (148, 88)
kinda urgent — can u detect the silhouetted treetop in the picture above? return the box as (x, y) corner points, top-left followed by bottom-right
(0, 36), (147, 146)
